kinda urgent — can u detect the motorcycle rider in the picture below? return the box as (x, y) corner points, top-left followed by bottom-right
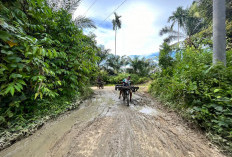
(119, 76), (132, 101)
(97, 76), (103, 89)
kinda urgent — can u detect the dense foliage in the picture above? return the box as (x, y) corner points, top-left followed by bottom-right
(150, 0), (232, 153)
(98, 72), (150, 85)
(151, 1), (232, 154)
(197, 0), (232, 24)
(0, 0), (98, 146)
(150, 47), (232, 153)
(95, 49), (156, 85)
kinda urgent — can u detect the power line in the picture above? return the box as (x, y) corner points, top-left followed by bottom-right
(83, 0), (99, 16)
(100, 0), (128, 24)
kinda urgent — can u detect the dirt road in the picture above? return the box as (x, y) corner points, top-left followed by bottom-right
(0, 86), (224, 157)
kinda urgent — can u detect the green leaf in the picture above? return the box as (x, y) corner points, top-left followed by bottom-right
(14, 85), (21, 92)
(7, 56), (22, 62)
(34, 93), (39, 99)
(14, 83), (23, 92)
(0, 30), (11, 41)
(18, 80), (26, 85)
(0, 116), (6, 123)
(214, 89), (221, 93)
(39, 48), (46, 56)
(10, 73), (22, 79)
(1, 50), (13, 55)
(6, 110), (14, 118)
(53, 49), (57, 57)
(10, 86), (15, 96)
(10, 64), (17, 68)
(15, 83), (23, 90)
(48, 49), (53, 58)
(40, 92), (43, 99)
(4, 84), (13, 95)
(215, 106), (223, 112)
(0, 18), (5, 25)
(32, 46), (39, 55)
(57, 81), (62, 85)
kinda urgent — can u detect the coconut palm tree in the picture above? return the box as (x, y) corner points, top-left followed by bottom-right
(168, 7), (186, 43)
(160, 8), (204, 46)
(112, 12), (122, 55)
(160, 26), (183, 44)
(213, 0), (226, 65)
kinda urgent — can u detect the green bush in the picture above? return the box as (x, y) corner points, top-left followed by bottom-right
(107, 73), (149, 85)
(108, 73), (130, 84)
(0, 0), (98, 129)
(137, 77), (150, 84)
(149, 47), (232, 153)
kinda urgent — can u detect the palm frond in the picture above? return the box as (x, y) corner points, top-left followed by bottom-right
(168, 7), (187, 28)
(112, 12), (122, 30)
(159, 26), (179, 36)
(168, 15), (176, 23)
(164, 35), (185, 44)
(47, 0), (81, 12)
(68, 0), (81, 13)
(74, 16), (96, 29)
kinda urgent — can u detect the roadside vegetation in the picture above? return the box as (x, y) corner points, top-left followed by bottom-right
(0, 0), (155, 149)
(95, 46), (156, 85)
(0, 0), (97, 149)
(1, 0), (231, 155)
(149, 0), (232, 154)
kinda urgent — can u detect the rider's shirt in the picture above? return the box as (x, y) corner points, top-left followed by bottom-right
(123, 78), (131, 86)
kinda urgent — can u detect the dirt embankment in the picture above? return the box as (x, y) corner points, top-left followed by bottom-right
(0, 86), (224, 157)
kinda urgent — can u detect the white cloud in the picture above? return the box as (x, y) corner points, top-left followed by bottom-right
(73, 0), (193, 56)
(92, 1), (163, 56)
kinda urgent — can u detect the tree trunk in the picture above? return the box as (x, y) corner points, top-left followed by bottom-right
(115, 28), (117, 56)
(178, 23), (180, 43)
(213, 0), (226, 66)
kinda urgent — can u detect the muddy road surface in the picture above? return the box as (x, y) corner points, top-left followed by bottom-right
(0, 86), (224, 157)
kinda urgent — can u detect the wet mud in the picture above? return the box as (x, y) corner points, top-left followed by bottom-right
(0, 86), (224, 157)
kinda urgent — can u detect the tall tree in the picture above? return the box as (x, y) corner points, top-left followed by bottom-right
(112, 12), (122, 55)
(96, 45), (111, 68)
(158, 42), (174, 69)
(160, 9), (203, 46)
(213, 0), (226, 65)
(168, 7), (186, 43)
(105, 54), (126, 74)
(128, 57), (155, 76)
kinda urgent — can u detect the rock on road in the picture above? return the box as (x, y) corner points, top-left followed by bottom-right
(0, 86), (224, 157)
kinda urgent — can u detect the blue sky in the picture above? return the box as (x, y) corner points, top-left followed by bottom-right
(74, 0), (194, 56)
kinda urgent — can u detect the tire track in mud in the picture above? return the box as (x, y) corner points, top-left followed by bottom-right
(0, 86), (225, 157)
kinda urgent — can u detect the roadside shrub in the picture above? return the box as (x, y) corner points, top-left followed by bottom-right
(0, 0), (98, 129)
(107, 73), (149, 85)
(108, 73), (130, 84)
(149, 47), (232, 152)
(138, 77), (150, 84)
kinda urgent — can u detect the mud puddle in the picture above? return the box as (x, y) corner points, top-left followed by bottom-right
(138, 106), (157, 116)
